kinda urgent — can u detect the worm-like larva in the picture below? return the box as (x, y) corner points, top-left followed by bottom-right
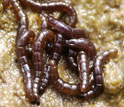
(19, 0), (77, 26)
(7, 0), (38, 103)
(43, 13), (89, 39)
(65, 38), (96, 60)
(49, 34), (81, 95)
(32, 29), (55, 100)
(77, 51), (90, 93)
(16, 31), (36, 102)
(10, 0), (29, 37)
(80, 49), (118, 99)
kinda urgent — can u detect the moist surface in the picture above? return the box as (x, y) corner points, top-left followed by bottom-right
(0, 0), (124, 107)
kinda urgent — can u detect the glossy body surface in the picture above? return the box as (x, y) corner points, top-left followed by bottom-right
(49, 34), (81, 96)
(77, 51), (90, 93)
(0, 0), (123, 106)
(67, 49), (77, 70)
(9, 0), (36, 102)
(43, 13), (89, 39)
(65, 38), (96, 59)
(32, 29), (54, 101)
(81, 49), (118, 99)
(19, 0), (77, 26)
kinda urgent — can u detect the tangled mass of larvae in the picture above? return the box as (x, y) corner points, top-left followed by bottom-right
(3, 0), (118, 105)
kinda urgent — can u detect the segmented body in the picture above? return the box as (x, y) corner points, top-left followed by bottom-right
(49, 34), (82, 96)
(32, 29), (55, 99)
(3, 0), (115, 103)
(77, 51), (90, 93)
(43, 13), (89, 39)
(81, 49), (118, 99)
(16, 30), (36, 102)
(11, 0), (35, 101)
(4, 0), (37, 103)
(19, 0), (77, 26)
(42, 13), (96, 95)
(65, 38), (96, 60)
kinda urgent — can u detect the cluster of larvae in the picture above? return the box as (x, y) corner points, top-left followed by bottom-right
(3, 0), (117, 105)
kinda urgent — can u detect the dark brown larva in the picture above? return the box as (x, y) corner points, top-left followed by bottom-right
(32, 29), (55, 100)
(11, 0), (29, 37)
(49, 34), (82, 96)
(43, 13), (89, 39)
(16, 30), (36, 102)
(50, 59), (81, 95)
(5, 0), (37, 103)
(4, 0), (117, 104)
(19, 0), (77, 26)
(81, 49), (118, 99)
(77, 51), (90, 93)
(65, 38), (96, 60)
